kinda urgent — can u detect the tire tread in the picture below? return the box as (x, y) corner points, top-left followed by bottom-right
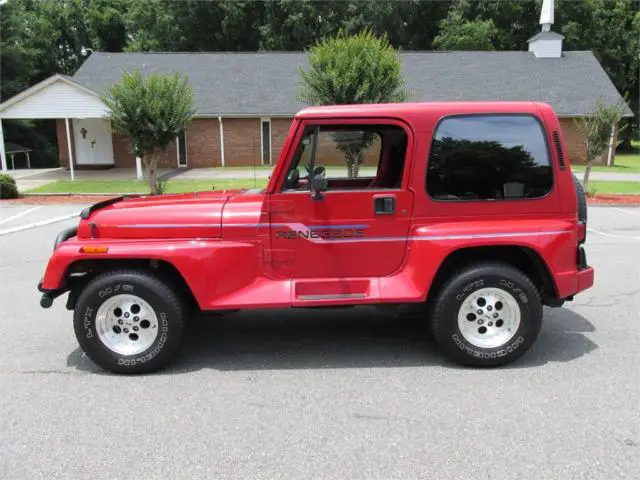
(430, 262), (542, 367)
(74, 269), (185, 374)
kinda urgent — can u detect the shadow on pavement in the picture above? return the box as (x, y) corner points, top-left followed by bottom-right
(67, 306), (598, 375)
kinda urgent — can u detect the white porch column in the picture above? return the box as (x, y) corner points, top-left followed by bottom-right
(65, 118), (75, 181)
(136, 156), (143, 180)
(606, 123), (616, 166)
(0, 119), (7, 172)
(218, 116), (225, 167)
(26, 152), (31, 169)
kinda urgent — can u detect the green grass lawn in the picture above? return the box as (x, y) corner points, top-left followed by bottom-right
(26, 178), (268, 194)
(27, 178), (638, 195)
(587, 180), (640, 195)
(571, 153), (640, 173)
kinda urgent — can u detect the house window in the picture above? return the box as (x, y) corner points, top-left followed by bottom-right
(261, 119), (271, 165)
(426, 115), (552, 201)
(176, 131), (188, 167)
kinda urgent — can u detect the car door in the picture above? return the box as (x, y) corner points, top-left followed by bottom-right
(269, 119), (414, 280)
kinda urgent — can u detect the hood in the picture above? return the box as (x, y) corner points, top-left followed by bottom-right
(77, 190), (243, 239)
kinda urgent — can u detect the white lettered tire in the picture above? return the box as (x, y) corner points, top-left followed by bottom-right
(430, 263), (542, 367)
(73, 270), (185, 374)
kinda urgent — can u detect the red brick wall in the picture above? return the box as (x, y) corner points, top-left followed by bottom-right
(271, 118), (293, 165)
(112, 134), (175, 168)
(188, 119), (221, 167)
(269, 118), (381, 169)
(559, 118), (588, 165)
(223, 118), (261, 167)
(56, 119), (74, 168)
(112, 133), (135, 168)
(315, 132), (381, 167)
(559, 118), (620, 166)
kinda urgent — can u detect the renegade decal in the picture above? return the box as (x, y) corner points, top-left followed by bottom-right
(276, 228), (366, 240)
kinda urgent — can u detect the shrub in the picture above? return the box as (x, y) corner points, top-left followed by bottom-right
(299, 29), (408, 177)
(103, 71), (195, 194)
(0, 174), (19, 199)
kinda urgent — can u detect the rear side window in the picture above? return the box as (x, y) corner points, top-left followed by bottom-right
(427, 115), (552, 201)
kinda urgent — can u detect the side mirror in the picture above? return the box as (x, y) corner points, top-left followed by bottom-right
(310, 175), (328, 201)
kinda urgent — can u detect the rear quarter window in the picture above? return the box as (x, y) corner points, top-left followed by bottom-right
(426, 115), (552, 201)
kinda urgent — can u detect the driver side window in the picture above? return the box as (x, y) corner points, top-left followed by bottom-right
(282, 124), (407, 192)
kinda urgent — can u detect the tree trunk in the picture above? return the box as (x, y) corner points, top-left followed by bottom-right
(346, 153), (362, 178)
(147, 153), (159, 194)
(582, 159), (592, 194)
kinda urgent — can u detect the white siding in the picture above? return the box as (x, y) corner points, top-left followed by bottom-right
(530, 39), (563, 58)
(1, 80), (108, 119)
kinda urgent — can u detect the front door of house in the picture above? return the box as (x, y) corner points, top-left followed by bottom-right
(269, 120), (414, 281)
(73, 118), (114, 165)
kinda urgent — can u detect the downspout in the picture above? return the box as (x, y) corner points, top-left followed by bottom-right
(218, 116), (225, 167)
(65, 118), (75, 181)
(0, 119), (7, 172)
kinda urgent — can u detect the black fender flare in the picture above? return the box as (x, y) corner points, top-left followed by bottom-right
(53, 226), (77, 251)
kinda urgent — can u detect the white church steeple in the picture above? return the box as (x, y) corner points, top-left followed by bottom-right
(527, 0), (564, 58)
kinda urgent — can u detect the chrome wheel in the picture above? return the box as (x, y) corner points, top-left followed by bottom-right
(95, 294), (159, 355)
(457, 287), (521, 349)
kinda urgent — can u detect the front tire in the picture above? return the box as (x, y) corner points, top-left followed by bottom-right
(430, 263), (542, 367)
(73, 270), (185, 374)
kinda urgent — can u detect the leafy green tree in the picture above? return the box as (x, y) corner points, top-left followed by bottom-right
(558, 0), (640, 149)
(103, 71), (195, 193)
(433, 9), (499, 50)
(299, 30), (408, 177)
(126, 0), (264, 52)
(259, 0), (347, 50)
(575, 100), (627, 192)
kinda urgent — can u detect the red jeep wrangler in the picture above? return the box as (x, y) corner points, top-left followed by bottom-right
(39, 102), (593, 373)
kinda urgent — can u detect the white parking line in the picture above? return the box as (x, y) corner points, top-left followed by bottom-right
(587, 227), (640, 241)
(0, 210), (81, 236)
(612, 207), (640, 216)
(0, 206), (44, 225)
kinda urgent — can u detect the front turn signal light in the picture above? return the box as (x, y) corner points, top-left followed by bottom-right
(80, 246), (109, 254)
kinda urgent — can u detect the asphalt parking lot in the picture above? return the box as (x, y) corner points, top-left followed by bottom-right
(0, 202), (638, 479)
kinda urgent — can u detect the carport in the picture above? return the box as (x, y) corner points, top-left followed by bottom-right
(4, 142), (32, 170)
(0, 74), (113, 180)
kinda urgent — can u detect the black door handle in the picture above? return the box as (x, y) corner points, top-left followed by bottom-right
(374, 196), (396, 215)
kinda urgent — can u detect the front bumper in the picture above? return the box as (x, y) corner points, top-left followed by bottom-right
(37, 279), (70, 308)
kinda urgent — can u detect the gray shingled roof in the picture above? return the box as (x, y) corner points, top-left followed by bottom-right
(527, 31), (565, 42)
(72, 51), (632, 117)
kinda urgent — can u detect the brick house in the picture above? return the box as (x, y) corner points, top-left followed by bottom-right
(0, 15), (631, 173)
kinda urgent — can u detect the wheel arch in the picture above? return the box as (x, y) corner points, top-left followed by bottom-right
(62, 258), (200, 311)
(427, 245), (560, 307)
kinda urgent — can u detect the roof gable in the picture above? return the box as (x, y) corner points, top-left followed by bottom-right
(0, 75), (108, 119)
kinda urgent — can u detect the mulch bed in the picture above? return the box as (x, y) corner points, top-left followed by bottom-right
(588, 194), (640, 205)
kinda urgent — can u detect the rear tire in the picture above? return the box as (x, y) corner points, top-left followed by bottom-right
(73, 270), (185, 374)
(572, 173), (588, 223)
(430, 263), (542, 367)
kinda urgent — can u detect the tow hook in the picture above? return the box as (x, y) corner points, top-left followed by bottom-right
(37, 281), (69, 309)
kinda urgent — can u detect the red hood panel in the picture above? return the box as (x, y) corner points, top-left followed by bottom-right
(78, 190), (244, 239)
